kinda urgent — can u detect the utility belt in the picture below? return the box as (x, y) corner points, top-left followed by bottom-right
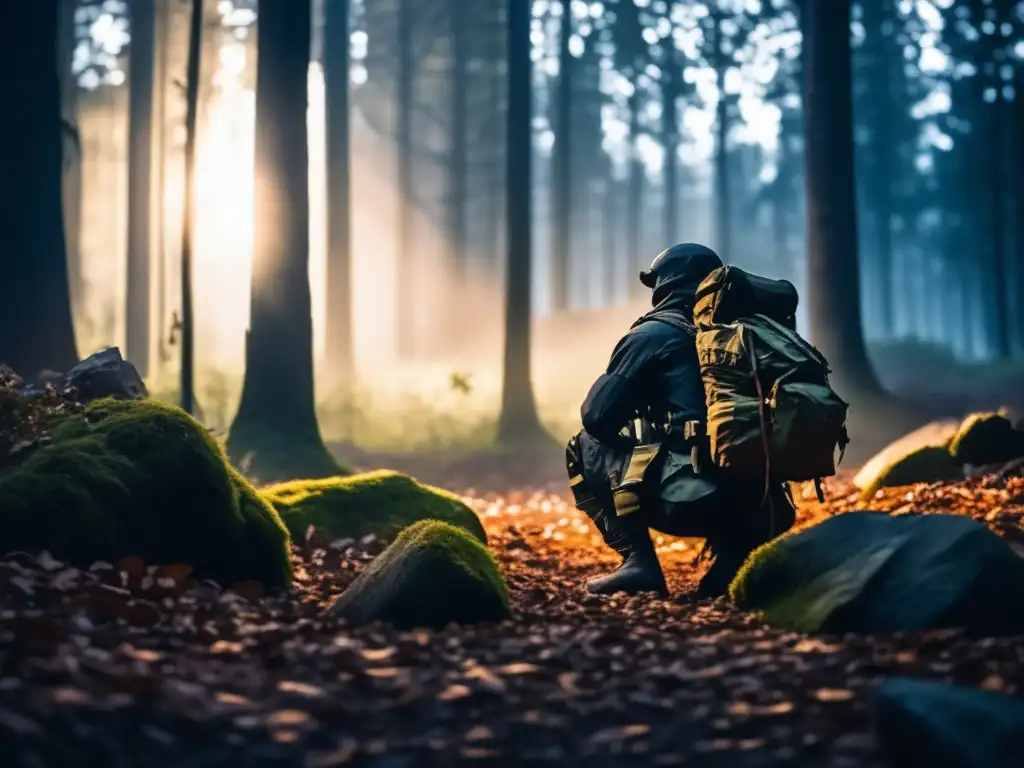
(611, 418), (707, 518)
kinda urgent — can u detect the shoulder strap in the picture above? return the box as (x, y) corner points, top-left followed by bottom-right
(632, 309), (696, 337)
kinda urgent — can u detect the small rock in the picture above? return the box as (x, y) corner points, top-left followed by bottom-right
(874, 677), (1024, 768)
(62, 347), (147, 402)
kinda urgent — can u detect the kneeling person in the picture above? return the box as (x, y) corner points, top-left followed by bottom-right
(566, 243), (846, 598)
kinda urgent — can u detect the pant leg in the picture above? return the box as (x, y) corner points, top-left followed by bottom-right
(645, 478), (794, 545)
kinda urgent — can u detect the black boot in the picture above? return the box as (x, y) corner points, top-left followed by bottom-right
(697, 484), (796, 599)
(695, 546), (747, 598)
(586, 509), (668, 597)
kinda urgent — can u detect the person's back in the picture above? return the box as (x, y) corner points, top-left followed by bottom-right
(565, 243), (795, 598)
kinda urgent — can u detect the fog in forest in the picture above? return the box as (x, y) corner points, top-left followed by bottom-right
(63, 0), (1023, 451)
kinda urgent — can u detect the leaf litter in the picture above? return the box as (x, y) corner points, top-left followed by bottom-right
(1, 465), (1023, 766)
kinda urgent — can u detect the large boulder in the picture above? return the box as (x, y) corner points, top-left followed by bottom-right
(874, 678), (1024, 768)
(854, 420), (961, 498)
(948, 411), (1024, 468)
(730, 512), (1024, 635)
(263, 469), (486, 544)
(328, 519), (509, 629)
(0, 398), (291, 588)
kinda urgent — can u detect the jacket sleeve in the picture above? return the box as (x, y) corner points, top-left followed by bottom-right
(580, 329), (661, 445)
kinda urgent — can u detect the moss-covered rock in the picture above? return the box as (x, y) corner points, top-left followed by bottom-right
(948, 411), (1024, 467)
(857, 445), (963, 501)
(262, 469), (486, 544)
(853, 420), (960, 496)
(0, 398), (291, 587)
(328, 519), (509, 629)
(730, 512), (1024, 635)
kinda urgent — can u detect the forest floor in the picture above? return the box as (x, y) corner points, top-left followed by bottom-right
(2, 455), (1023, 767)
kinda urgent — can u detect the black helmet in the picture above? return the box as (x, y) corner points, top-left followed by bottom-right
(639, 242), (723, 293)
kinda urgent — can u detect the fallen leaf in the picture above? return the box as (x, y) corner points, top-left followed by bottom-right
(265, 709), (313, 728)
(438, 684), (472, 702)
(813, 688), (854, 702)
(497, 662), (542, 675)
(278, 680), (327, 698)
(210, 641), (244, 654)
(359, 647), (396, 662)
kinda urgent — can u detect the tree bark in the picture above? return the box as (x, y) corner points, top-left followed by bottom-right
(1014, 57), (1024, 355)
(550, 0), (572, 312)
(126, 0), (157, 377)
(711, 11), (731, 262)
(985, 36), (1011, 357)
(858, 0), (896, 338)
(497, 0), (545, 444)
(58, 0), (84, 326)
(800, 0), (885, 396)
(154, 0), (170, 369)
(0, 1), (79, 378)
(603, 178), (618, 304)
(448, 0), (468, 292)
(324, 0), (354, 383)
(627, 90), (644, 298)
(395, 0), (415, 357)
(228, 0), (337, 481)
(179, 0), (202, 415)
(661, 31), (679, 248)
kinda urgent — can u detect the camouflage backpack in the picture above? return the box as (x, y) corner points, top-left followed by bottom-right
(689, 266), (849, 488)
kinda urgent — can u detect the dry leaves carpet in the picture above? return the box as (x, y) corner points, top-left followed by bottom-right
(2, 468), (1023, 766)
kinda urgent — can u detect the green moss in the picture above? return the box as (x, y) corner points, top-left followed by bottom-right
(858, 445), (962, 501)
(263, 469), (486, 544)
(329, 519), (509, 628)
(0, 398), (291, 587)
(729, 535), (786, 608)
(948, 411), (1024, 467)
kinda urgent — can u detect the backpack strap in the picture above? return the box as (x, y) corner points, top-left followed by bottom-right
(632, 309), (696, 337)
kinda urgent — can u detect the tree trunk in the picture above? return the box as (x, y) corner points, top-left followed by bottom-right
(1014, 60), (1024, 355)
(448, 0), (468, 293)
(800, 0), (885, 397)
(228, 0), (337, 481)
(179, 0), (203, 415)
(323, 0), (354, 384)
(126, 0), (157, 378)
(58, 0), (84, 326)
(154, 0), (170, 369)
(627, 90), (644, 298)
(712, 12), (731, 262)
(859, 0), (895, 338)
(603, 178), (618, 304)
(395, 0), (415, 357)
(661, 32), (679, 248)
(198, 0), (221, 117)
(0, 1), (79, 378)
(550, 0), (572, 312)
(497, 0), (545, 444)
(988, 67), (1010, 357)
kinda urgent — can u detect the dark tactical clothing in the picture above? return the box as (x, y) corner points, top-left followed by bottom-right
(566, 243), (795, 597)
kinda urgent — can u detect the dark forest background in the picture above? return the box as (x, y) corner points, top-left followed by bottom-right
(3, 0), (1023, 457)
